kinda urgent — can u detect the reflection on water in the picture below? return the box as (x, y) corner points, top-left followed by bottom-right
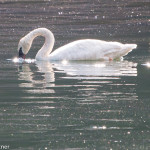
(18, 61), (55, 94)
(17, 60), (137, 93)
(54, 60), (137, 77)
(1, 59), (149, 149)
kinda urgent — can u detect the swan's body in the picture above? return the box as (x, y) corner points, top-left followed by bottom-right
(18, 28), (137, 61)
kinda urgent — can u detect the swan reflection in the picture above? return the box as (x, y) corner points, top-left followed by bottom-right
(18, 60), (137, 95)
(53, 60), (137, 78)
(18, 61), (55, 94)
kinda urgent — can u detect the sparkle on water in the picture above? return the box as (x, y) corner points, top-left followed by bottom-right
(12, 57), (36, 63)
(0, 0), (150, 149)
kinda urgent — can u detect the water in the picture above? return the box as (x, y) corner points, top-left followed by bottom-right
(0, 0), (150, 149)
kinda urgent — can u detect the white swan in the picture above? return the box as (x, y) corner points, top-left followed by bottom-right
(17, 28), (137, 61)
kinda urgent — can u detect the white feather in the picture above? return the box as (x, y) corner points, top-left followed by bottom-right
(18, 28), (137, 61)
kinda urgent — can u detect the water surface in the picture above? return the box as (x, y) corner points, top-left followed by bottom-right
(0, 0), (150, 149)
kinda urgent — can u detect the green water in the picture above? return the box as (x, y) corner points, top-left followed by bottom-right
(0, 0), (150, 149)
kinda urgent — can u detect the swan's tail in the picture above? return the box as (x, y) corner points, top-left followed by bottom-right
(122, 44), (137, 56)
(125, 44), (137, 49)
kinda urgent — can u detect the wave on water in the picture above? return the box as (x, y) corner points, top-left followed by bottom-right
(7, 58), (36, 63)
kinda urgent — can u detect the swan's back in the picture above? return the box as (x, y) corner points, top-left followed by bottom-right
(49, 39), (137, 61)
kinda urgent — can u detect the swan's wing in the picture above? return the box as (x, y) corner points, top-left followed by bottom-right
(103, 42), (137, 59)
(49, 39), (134, 60)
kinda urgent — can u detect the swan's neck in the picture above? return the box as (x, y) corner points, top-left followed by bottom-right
(25, 28), (55, 60)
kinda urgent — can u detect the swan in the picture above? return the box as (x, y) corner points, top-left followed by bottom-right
(17, 28), (137, 61)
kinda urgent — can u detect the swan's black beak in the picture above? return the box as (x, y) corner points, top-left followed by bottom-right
(18, 47), (25, 59)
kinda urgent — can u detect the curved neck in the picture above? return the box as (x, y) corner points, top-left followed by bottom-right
(25, 28), (55, 60)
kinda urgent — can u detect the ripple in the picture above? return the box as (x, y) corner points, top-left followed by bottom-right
(7, 58), (35, 63)
(88, 126), (133, 130)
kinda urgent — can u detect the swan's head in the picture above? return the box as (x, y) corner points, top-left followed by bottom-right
(18, 37), (31, 59)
